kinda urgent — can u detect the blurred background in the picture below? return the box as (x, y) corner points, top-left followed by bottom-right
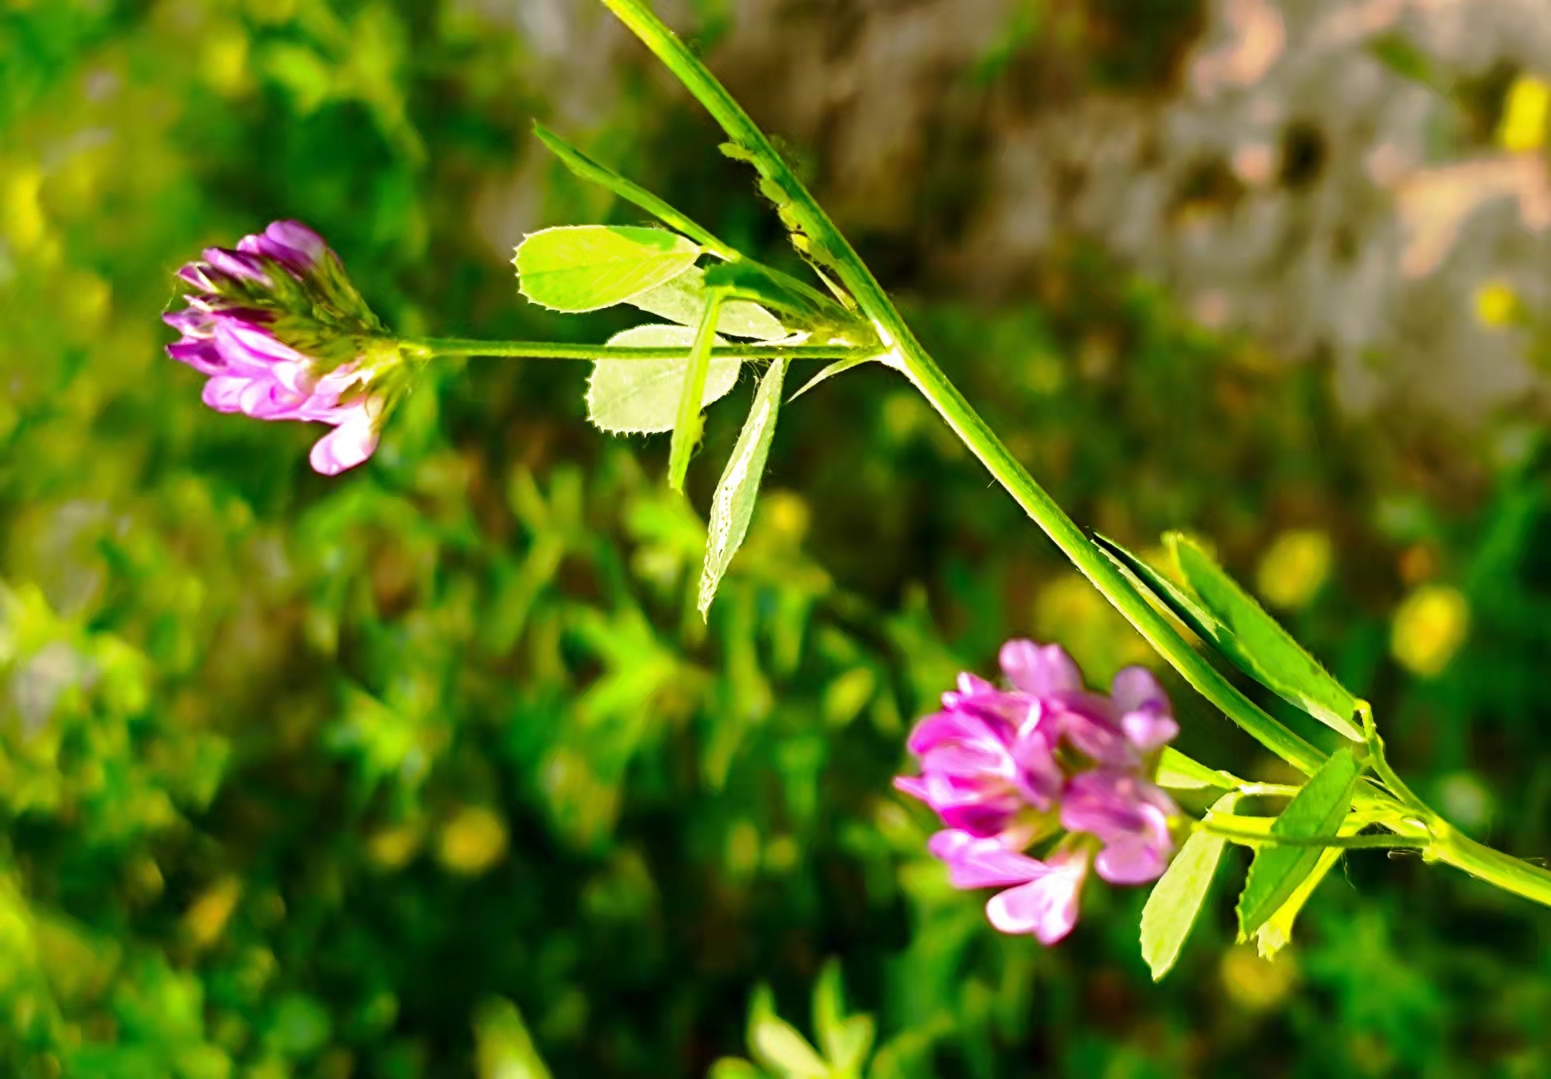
(3, 0), (1551, 1075)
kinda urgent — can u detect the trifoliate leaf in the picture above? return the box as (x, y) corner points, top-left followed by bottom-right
(586, 325), (741, 435)
(515, 226), (700, 312)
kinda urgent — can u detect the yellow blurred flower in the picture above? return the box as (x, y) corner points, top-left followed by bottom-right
(184, 876), (242, 950)
(367, 823), (423, 871)
(1499, 76), (1551, 154)
(2, 163), (48, 255)
(1220, 944), (1297, 1011)
(1474, 280), (1519, 329)
(1255, 529), (1332, 611)
(437, 806), (508, 876)
(201, 26), (253, 98)
(1391, 584), (1469, 678)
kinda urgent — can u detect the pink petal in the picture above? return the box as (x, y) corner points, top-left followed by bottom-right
(168, 339), (226, 376)
(985, 851), (1088, 944)
(1111, 667), (1178, 752)
(1121, 708), (1179, 754)
(203, 247), (271, 285)
(999, 640), (1083, 696)
(1094, 832), (1171, 885)
(309, 412), (379, 476)
(201, 375), (252, 413)
(929, 830), (1047, 888)
(906, 710), (1006, 756)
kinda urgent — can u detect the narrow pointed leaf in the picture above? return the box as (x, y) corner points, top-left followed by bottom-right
(533, 123), (731, 255)
(1141, 792), (1240, 980)
(699, 359), (787, 618)
(1236, 747), (1361, 937)
(628, 267), (788, 340)
(586, 325), (740, 434)
(1166, 533), (1362, 740)
(667, 292), (725, 491)
(1094, 533), (1226, 645)
(515, 226), (701, 312)
(790, 353), (876, 400)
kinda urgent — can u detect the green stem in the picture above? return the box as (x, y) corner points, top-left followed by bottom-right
(1201, 819), (1430, 851)
(600, 0), (1551, 911)
(400, 337), (866, 362)
(1428, 823), (1551, 906)
(597, 0), (1323, 775)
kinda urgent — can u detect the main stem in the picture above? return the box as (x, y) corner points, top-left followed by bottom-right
(601, 0), (1551, 908)
(598, 0), (1323, 776)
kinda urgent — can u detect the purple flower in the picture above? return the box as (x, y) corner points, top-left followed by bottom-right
(897, 639), (1183, 944)
(164, 221), (400, 475)
(893, 669), (1061, 838)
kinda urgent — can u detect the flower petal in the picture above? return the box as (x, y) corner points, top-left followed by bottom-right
(203, 247), (271, 285)
(1112, 667), (1179, 752)
(999, 640), (1083, 696)
(928, 830), (1047, 889)
(201, 375), (252, 413)
(309, 410), (380, 476)
(168, 339), (227, 376)
(985, 851), (1088, 944)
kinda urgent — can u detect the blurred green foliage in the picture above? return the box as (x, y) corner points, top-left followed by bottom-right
(2, 1), (1550, 1077)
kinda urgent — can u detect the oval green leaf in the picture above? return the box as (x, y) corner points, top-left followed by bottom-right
(1141, 792), (1240, 980)
(1167, 533), (1362, 741)
(1235, 747), (1361, 938)
(515, 225), (701, 312)
(585, 326), (742, 435)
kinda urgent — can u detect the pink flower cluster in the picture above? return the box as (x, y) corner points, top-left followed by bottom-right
(895, 640), (1181, 944)
(165, 221), (387, 475)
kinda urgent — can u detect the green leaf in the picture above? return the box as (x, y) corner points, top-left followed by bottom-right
(1141, 792), (1239, 980)
(1166, 533), (1363, 741)
(1094, 533), (1226, 646)
(748, 985), (827, 1079)
(628, 267), (788, 341)
(1236, 747), (1361, 938)
(710, 1061), (767, 1079)
(789, 354), (876, 400)
(514, 226), (701, 312)
(532, 123), (732, 255)
(699, 358), (787, 618)
(1255, 846), (1343, 961)
(585, 326), (742, 435)
(812, 960), (874, 1074)
(1155, 747), (1245, 791)
(667, 292), (725, 492)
